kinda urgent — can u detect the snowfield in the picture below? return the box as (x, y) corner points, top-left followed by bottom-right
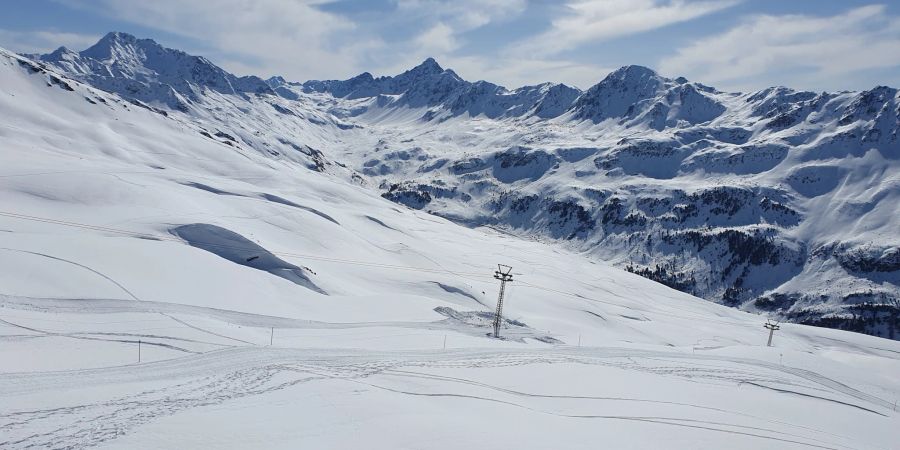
(1, 40), (899, 449)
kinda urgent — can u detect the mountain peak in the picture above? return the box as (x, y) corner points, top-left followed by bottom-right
(410, 57), (443, 74)
(571, 65), (671, 123)
(33, 30), (275, 108)
(80, 31), (162, 61)
(43, 46), (77, 62)
(93, 31), (151, 50)
(607, 65), (663, 82)
(101, 31), (138, 43)
(350, 71), (375, 82)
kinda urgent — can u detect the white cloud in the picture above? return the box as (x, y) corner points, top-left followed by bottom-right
(398, 0), (526, 66)
(414, 22), (459, 55)
(396, 0), (527, 30)
(375, 51), (610, 90)
(0, 29), (100, 54)
(51, 0), (530, 83)
(511, 0), (738, 57)
(6, 0), (897, 92)
(373, 0), (607, 89)
(659, 5), (900, 91)
(365, 0), (532, 85)
(56, 0), (379, 80)
(445, 56), (612, 89)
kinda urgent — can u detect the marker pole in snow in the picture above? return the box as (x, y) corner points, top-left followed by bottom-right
(492, 264), (514, 338)
(138, 339), (141, 363)
(764, 320), (780, 347)
(270, 327), (274, 346)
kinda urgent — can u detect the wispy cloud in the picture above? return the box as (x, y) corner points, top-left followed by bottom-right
(10, 0), (896, 91)
(511, 0), (738, 57)
(0, 28), (100, 54)
(57, 0), (378, 80)
(441, 55), (612, 89)
(53, 0), (530, 83)
(367, 0), (539, 85)
(395, 0), (527, 30)
(659, 5), (900, 91)
(395, 0), (526, 69)
(413, 22), (460, 55)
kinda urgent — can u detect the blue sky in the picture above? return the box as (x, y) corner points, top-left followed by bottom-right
(1, 0), (898, 92)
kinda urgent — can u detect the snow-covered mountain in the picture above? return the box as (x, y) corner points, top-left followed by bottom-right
(283, 57), (582, 120)
(23, 32), (900, 341)
(27, 32), (366, 179)
(570, 64), (727, 129)
(31, 31), (273, 111)
(2, 34), (900, 449)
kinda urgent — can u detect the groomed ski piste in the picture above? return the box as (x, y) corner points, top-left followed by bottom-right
(1, 49), (899, 449)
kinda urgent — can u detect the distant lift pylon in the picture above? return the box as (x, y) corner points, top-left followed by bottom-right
(764, 319), (780, 347)
(492, 264), (514, 338)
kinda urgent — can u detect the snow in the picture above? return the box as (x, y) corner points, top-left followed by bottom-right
(1, 42), (899, 449)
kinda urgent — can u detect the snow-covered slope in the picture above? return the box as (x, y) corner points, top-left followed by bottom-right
(28, 33), (900, 340)
(2, 39), (900, 449)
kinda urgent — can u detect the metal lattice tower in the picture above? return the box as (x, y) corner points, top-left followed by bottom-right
(764, 320), (780, 347)
(492, 264), (514, 338)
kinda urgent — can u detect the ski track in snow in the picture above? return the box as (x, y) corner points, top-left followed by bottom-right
(1, 346), (894, 449)
(158, 313), (256, 346)
(0, 316), (204, 354)
(0, 248), (140, 301)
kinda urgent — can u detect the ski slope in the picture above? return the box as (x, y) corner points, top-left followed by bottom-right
(1, 48), (899, 449)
